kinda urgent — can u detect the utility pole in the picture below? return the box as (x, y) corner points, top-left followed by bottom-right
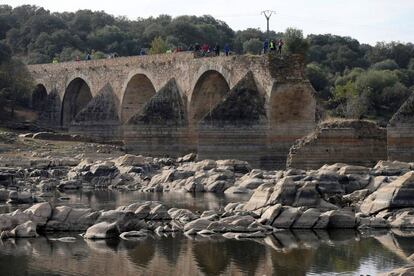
(261, 10), (276, 40)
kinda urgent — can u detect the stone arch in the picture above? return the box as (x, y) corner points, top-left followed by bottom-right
(31, 84), (47, 111)
(61, 77), (92, 127)
(189, 70), (230, 125)
(120, 73), (156, 124)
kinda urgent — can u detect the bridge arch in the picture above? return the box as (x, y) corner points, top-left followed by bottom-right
(31, 84), (47, 111)
(121, 73), (156, 124)
(61, 77), (92, 127)
(189, 70), (230, 125)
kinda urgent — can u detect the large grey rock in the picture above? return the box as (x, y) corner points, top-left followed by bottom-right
(238, 177), (264, 189)
(184, 218), (212, 232)
(4, 221), (38, 238)
(272, 207), (301, 228)
(184, 181), (205, 192)
(260, 204), (282, 225)
(361, 172), (414, 215)
(292, 208), (321, 229)
(243, 182), (274, 211)
(0, 189), (9, 201)
(8, 191), (33, 204)
(23, 202), (52, 225)
(168, 208), (199, 223)
(267, 177), (298, 206)
(327, 210), (356, 228)
(374, 160), (411, 176)
(84, 221), (120, 239)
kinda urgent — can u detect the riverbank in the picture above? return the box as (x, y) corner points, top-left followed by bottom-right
(1, 129), (414, 274)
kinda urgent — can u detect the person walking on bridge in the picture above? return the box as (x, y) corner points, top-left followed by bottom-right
(278, 39), (284, 55)
(224, 43), (230, 56)
(263, 39), (269, 54)
(214, 44), (220, 56)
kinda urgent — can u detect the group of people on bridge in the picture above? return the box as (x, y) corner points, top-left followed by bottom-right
(263, 39), (284, 54)
(50, 38), (283, 63)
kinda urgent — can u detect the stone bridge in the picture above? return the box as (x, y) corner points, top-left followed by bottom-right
(27, 52), (316, 169)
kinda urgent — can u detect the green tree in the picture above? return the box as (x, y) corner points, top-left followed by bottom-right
(283, 28), (309, 55)
(149, 36), (168, 54)
(242, 38), (262, 55)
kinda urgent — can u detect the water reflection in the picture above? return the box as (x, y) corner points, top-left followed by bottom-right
(0, 190), (251, 214)
(0, 230), (411, 276)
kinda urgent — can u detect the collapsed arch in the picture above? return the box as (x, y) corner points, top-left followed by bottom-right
(61, 77), (92, 126)
(31, 84), (47, 111)
(189, 70), (230, 124)
(121, 74), (156, 124)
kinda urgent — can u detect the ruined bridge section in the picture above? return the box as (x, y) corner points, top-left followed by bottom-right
(27, 52), (316, 169)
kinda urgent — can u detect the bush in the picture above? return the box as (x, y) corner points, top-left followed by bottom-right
(371, 59), (399, 70)
(149, 36), (168, 55)
(283, 28), (309, 55)
(242, 38), (262, 55)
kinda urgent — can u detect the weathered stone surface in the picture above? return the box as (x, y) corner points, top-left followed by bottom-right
(260, 204), (282, 225)
(292, 208), (321, 229)
(7, 221), (38, 238)
(84, 222), (120, 239)
(184, 218), (212, 232)
(272, 207), (301, 228)
(361, 172), (414, 215)
(287, 120), (387, 170)
(388, 93), (414, 163)
(23, 202), (52, 225)
(8, 191), (33, 204)
(327, 210), (355, 228)
(244, 182), (274, 211)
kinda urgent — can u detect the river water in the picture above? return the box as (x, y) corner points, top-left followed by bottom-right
(0, 191), (412, 275)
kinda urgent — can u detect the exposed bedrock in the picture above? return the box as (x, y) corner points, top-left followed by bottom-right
(287, 120), (387, 170)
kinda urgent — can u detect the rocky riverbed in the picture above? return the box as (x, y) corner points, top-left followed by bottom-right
(2, 130), (414, 275)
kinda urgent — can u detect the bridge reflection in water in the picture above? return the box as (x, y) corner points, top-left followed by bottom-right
(0, 229), (411, 275)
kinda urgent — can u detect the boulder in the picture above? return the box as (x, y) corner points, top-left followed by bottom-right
(115, 154), (146, 167)
(223, 186), (250, 194)
(338, 165), (370, 175)
(84, 221), (119, 239)
(148, 204), (171, 220)
(58, 180), (82, 190)
(243, 182), (274, 211)
(272, 207), (301, 228)
(260, 204), (282, 225)
(293, 182), (321, 207)
(23, 202), (52, 225)
(292, 208), (321, 229)
(120, 230), (148, 240)
(0, 189), (9, 201)
(267, 177), (298, 206)
(3, 221), (38, 238)
(374, 160), (411, 176)
(389, 210), (414, 228)
(184, 181), (205, 192)
(184, 218), (212, 232)
(8, 191), (33, 204)
(206, 180), (231, 193)
(361, 172), (414, 215)
(168, 208), (199, 223)
(238, 177), (265, 189)
(327, 210), (356, 228)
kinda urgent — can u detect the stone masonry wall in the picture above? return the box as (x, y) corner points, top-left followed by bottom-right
(388, 94), (414, 162)
(287, 120), (387, 170)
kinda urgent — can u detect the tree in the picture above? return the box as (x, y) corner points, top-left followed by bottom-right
(149, 36), (168, 54)
(242, 38), (262, 55)
(371, 59), (399, 70)
(283, 28), (309, 55)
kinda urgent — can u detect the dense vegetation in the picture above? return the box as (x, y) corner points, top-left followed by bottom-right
(0, 4), (413, 124)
